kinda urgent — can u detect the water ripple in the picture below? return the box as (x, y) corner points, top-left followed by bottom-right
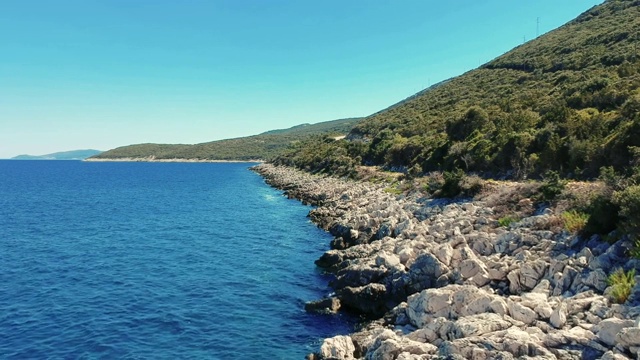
(0, 161), (356, 359)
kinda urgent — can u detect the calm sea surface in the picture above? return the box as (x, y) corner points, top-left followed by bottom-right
(0, 161), (354, 359)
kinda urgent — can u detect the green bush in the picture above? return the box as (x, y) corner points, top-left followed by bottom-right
(459, 174), (484, 197)
(438, 169), (465, 198)
(498, 215), (519, 228)
(419, 172), (444, 195)
(561, 210), (590, 233)
(613, 185), (640, 241)
(539, 171), (567, 201)
(608, 268), (636, 304)
(383, 186), (403, 195)
(584, 195), (620, 237)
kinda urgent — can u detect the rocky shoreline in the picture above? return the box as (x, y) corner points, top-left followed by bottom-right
(252, 163), (640, 360)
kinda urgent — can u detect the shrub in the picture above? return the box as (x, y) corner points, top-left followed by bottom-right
(561, 210), (590, 233)
(584, 194), (620, 237)
(613, 185), (640, 241)
(538, 170), (567, 201)
(599, 166), (624, 189)
(629, 239), (640, 259)
(383, 185), (403, 195)
(438, 169), (465, 198)
(608, 268), (636, 304)
(423, 172), (445, 195)
(498, 215), (518, 228)
(459, 174), (484, 197)
(536, 214), (565, 232)
(384, 181), (412, 196)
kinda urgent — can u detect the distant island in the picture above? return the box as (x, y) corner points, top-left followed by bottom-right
(12, 149), (102, 160)
(89, 118), (360, 162)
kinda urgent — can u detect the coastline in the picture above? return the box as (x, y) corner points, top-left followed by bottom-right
(253, 163), (640, 360)
(84, 157), (263, 163)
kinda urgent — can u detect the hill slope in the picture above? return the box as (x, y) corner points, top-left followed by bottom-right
(275, 0), (640, 179)
(12, 149), (102, 160)
(91, 118), (361, 161)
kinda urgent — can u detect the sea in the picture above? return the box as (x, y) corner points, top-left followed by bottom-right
(0, 160), (355, 359)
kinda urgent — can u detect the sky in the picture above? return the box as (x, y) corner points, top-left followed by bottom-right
(0, 0), (605, 158)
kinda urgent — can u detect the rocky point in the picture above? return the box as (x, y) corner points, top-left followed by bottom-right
(252, 164), (640, 360)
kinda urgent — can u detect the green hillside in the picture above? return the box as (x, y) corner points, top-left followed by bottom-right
(274, 0), (640, 180)
(91, 118), (360, 161)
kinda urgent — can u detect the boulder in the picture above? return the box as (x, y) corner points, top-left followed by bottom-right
(594, 318), (635, 346)
(550, 303), (567, 329)
(490, 298), (509, 316)
(617, 327), (640, 348)
(601, 351), (633, 360)
(451, 313), (512, 338)
(366, 338), (402, 360)
(320, 335), (356, 359)
(331, 265), (387, 289)
(397, 247), (416, 266)
(508, 301), (537, 325)
(434, 243), (454, 267)
(394, 219), (414, 237)
(499, 328), (545, 357)
(584, 269), (609, 292)
(459, 295), (494, 317)
(542, 326), (596, 348)
(338, 283), (388, 316)
(406, 287), (454, 327)
(366, 327), (438, 359)
(316, 250), (345, 269)
(534, 302), (553, 319)
(407, 254), (448, 292)
(375, 251), (401, 269)
(376, 222), (394, 240)
(459, 258), (486, 280)
(305, 297), (341, 314)
(519, 259), (549, 291)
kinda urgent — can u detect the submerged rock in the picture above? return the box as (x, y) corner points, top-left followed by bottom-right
(305, 297), (341, 314)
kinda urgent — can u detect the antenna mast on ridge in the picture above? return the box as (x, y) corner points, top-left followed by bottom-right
(536, 17), (540, 38)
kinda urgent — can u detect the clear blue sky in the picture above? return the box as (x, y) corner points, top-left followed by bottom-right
(0, 0), (604, 158)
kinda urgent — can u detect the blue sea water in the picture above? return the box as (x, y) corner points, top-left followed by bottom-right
(0, 161), (354, 359)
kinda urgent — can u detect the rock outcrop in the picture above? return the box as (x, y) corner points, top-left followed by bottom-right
(252, 164), (640, 360)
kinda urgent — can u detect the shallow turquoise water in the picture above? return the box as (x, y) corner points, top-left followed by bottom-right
(0, 161), (353, 359)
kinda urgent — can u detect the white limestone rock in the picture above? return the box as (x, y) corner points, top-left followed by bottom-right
(320, 335), (356, 359)
(594, 318), (636, 347)
(550, 303), (567, 329)
(508, 300), (537, 325)
(375, 251), (401, 268)
(433, 243), (454, 267)
(617, 327), (640, 348)
(452, 313), (512, 338)
(406, 288), (451, 327)
(601, 351), (632, 360)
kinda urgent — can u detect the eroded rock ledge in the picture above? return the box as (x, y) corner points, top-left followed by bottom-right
(252, 164), (640, 360)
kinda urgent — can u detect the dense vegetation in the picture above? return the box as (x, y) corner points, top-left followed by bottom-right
(276, 0), (640, 181)
(91, 118), (360, 161)
(272, 0), (640, 245)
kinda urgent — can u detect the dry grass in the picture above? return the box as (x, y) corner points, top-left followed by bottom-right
(555, 181), (607, 213)
(356, 166), (403, 184)
(477, 180), (540, 219)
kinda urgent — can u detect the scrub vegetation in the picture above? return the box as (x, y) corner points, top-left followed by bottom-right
(273, 0), (640, 255)
(275, 1), (640, 181)
(608, 268), (636, 303)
